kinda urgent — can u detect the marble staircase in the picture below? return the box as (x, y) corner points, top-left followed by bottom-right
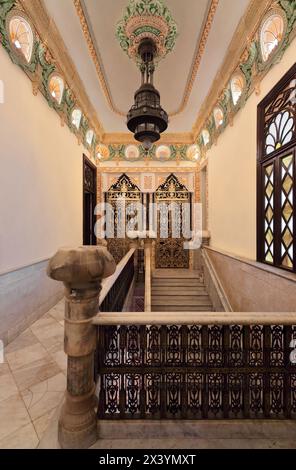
(151, 269), (214, 312)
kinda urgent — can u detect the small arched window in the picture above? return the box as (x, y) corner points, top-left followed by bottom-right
(213, 107), (224, 129)
(202, 129), (210, 147)
(155, 145), (171, 161)
(71, 109), (82, 130)
(186, 144), (201, 162)
(86, 129), (94, 147)
(9, 15), (34, 63)
(260, 12), (284, 62)
(230, 73), (244, 106)
(96, 144), (109, 161)
(48, 75), (64, 105)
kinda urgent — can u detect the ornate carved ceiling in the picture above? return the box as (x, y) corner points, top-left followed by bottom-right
(73, 0), (219, 118)
(4, 0), (295, 163)
(43, 0), (250, 135)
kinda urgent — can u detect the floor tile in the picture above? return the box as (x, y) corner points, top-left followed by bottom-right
(5, 329), (39, 354)
(11, 357), (61, 391)
(30, 317), (63, 353)
(0, 394), (31, 441)
(6, 342), (49, 371)
(0, 362), (10, 377)
(50, 349), (67, 372)
(33, 408), (58, 440)
(0, 371), (18, 402)
(0, 422), (39, 449)
(48, 306), (64, 322)
(21, 373), (66, 421)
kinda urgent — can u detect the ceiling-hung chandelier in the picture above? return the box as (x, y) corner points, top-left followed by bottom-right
(127, 38), (168, 151)
(116, 0), (178, 151)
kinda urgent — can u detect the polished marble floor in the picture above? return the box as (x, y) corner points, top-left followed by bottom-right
(0, 300), (66, 449)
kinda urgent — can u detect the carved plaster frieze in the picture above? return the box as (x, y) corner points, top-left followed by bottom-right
(73, 0), (219, 118)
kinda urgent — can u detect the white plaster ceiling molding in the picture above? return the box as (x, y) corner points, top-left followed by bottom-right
(17, 0), (291, 146)
(71, 0), (219, 118)
(42, 0), (250, 134)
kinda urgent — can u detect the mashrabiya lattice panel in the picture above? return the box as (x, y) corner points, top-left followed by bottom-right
(96, 324), (296, 420)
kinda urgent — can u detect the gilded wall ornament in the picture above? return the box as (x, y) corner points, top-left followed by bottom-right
(116, 0), (178, 66)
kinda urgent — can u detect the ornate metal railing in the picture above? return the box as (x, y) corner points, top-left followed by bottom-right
(47, 245), (296, 448)
(99, 249), (135, 312)
(94, 314), (296, 420)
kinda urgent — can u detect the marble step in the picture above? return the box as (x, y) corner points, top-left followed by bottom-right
(152, 296), (211, 305)
(152, 287), (208, 295)
(152, 305), (214, 312)
(91, 437), (296, 449)
(152, 278), (204, 287)
(153, 269), (202, 279)
(97, 420), (296, 440)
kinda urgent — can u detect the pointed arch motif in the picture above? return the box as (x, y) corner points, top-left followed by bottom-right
(155, 173), (190, 201)
(107, 173), (141, 201)
(106, 174), (142, 264)
(154, 174), (190, 269)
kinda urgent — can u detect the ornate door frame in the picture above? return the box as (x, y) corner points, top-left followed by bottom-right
(154, 174), (191, 269)
(83, 155), (97, 245)
(105, 173), (142, 264)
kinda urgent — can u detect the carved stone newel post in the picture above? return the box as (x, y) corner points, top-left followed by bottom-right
(47, 246), (116, 449)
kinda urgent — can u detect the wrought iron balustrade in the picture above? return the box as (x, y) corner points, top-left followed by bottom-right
(95, 320), (296, 420)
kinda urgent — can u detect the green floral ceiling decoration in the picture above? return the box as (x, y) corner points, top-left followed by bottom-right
(116, 0), (178, 66)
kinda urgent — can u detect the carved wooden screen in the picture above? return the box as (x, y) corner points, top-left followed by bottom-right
(154, 174), (190, 268)
(257, 63), (296, 272)
(106, 174), (142, 264)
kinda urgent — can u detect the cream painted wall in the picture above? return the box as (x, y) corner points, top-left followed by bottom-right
(207, 37), (296, 260)
(0, 46), (90, 274)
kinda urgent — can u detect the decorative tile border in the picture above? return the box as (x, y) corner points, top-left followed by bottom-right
(97, 143), (198, 162)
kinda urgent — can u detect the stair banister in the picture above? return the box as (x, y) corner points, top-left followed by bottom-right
(47, 246), (116, 449)
(144, 239), (152, 312)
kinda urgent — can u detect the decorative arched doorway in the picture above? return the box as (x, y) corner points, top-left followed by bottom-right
(105, 174), (142, 263)
(154, 174), (191, 268)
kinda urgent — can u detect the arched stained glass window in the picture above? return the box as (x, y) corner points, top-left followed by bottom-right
(230, 73), (244, 106)
(260, 12), (284, 62)
(71, 109), (82, 130)
(265, 110), (294, 155)
(264, 78), (295, 156)
(257, 63), (296, 272)
(48, 75), (64, 105)
(86, 129), (94, 147)
(202, 129), (210, 147)
(9, 15), (34, 63)
(213, 107), (224, 129)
